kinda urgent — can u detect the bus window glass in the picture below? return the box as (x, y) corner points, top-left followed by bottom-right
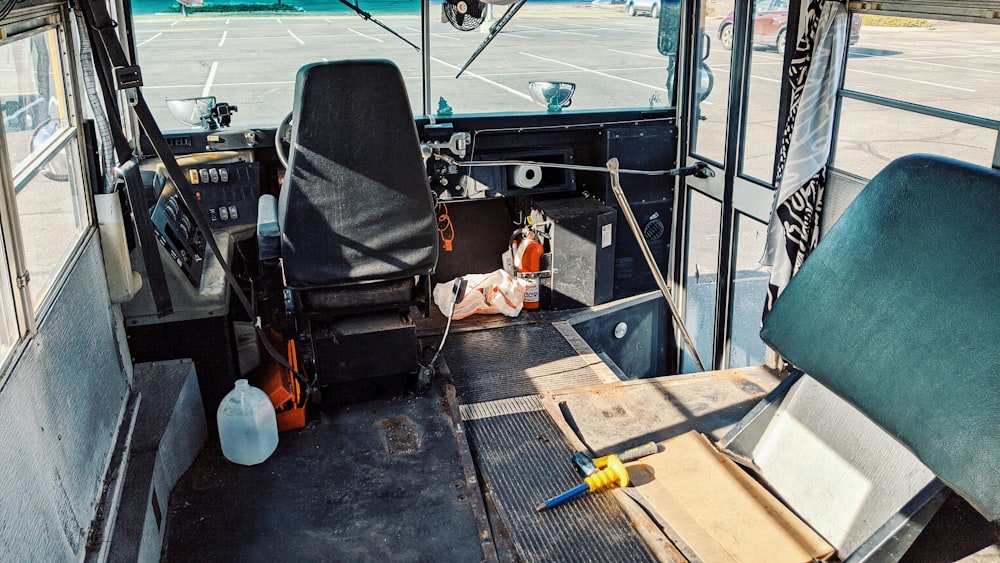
(842, 18), (1000, 123)
(1, 30), (71, 176)
(682, 190), (720, 373)
(834, 97), (997, 179)
(1, 28), (90, 313)
(431, 2), (672, 115)
(728, 213), (766, 368)
(16, 142), (89, 309)
(135, 6), (422, 127)
(692, 0), (733, 165)
(134, 1), (680, 126)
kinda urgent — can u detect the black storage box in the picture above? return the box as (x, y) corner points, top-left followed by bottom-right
(311, 312), (419, 384)
(531, 198), (616, 309)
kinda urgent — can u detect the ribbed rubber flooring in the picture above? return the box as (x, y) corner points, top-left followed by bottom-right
(462, 397), (655, 562)
(443, 324), (603, 403)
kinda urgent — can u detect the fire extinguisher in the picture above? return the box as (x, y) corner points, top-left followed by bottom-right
(511, 227), (544, 310)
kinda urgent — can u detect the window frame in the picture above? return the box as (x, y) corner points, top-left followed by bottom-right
(831, 9), (1000, 177)
(0, 6), (96, 349)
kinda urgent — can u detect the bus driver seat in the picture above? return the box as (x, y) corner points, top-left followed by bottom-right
(258, 60), (438, 398)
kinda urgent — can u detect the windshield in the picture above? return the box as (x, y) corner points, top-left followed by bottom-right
(133, 0), (676, 128)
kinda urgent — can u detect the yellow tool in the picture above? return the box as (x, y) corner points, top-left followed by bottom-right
(573, 441), (658, 476)
(536, 454), (630, 512)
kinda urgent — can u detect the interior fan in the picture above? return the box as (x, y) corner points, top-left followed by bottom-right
(444, 0), (487, 31)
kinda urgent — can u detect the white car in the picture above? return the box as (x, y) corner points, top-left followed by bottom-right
(625, 0), (659, 18)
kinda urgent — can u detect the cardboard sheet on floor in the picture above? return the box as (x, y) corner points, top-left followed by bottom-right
(628, 431), (834, 562)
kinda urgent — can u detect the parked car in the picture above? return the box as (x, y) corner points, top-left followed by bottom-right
(718, 0), (861, 54)
(625, 0), (659, 18)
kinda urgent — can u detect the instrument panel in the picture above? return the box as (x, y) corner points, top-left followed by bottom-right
(148, 158), (260, 286)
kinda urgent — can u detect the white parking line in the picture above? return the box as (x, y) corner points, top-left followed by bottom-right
(431, 57), (532, 101)
(138, 33), (162, 47)
(851, 52), (1000, 76)
(857, 42), (956, 56)
(170, 20), (180, 27)
(202, 61), (218, 97)
(348, 28), (384, 43)
(708, 65), (779, 84)
(519, 52), (667, 92)
(847, 68), (975, 92)
(886, 53), (1000, 62)
(513, 24), (598, 38)
(145, 79), (298, 92)
(569, 24), (655, 34)
(218, 31), (228, 47)
(287, 29), (306, 45)
(405, 26), (459, 41)
(225, 19), (230, 25)
(607, 48), (663, 60)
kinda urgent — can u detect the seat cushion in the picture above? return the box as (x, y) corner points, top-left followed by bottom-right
(298, 278), (416, 314)
(761, 154), (1000, 522)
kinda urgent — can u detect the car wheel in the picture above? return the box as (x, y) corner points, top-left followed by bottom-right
(776, 29), (786, 55)
(719, 23), (733, 50)
(650, 3), (659, 18)
(626, 2), (636, 16)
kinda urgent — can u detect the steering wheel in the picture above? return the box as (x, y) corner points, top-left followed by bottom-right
(275, 110), (294, 169)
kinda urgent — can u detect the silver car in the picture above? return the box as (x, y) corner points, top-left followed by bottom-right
(625, 0), (659, 18)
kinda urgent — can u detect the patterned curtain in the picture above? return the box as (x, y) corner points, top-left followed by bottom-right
(761, 0), (848, 319)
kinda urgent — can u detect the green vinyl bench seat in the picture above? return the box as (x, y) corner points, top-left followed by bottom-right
(760, 154), (1000, 523)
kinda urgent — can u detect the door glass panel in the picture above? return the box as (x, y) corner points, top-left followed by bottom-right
(739, 0), (787, 184)
(692, 0), (734, 164)
(682, 190), (720, 373)
(729, 213), (767, 368)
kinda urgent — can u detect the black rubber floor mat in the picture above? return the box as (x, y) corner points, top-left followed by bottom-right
(164, 395), (485, 562)
(444, 324), (603, 404)
(463, 397), (655, 562)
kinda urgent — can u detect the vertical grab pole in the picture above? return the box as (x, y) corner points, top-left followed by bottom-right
(607, 158), (706, 372)
(421, 0), (433, 119)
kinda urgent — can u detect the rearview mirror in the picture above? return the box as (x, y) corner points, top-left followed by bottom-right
(657, 0), (682, 57)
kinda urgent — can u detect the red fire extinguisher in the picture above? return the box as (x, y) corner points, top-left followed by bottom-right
(511, 227), (544, 310)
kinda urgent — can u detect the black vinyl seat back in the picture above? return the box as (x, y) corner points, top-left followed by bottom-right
(278, 60), (438, 291)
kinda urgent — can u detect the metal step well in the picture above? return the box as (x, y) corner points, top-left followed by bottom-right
(460, 396), (655, 562)
(443, 323), (605, 404)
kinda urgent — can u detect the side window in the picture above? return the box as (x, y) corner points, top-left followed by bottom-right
(0, 23), (92, 343)
(834, 16), (1000, 179)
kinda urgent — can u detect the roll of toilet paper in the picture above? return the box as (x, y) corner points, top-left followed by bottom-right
(511, 165), (542, 189)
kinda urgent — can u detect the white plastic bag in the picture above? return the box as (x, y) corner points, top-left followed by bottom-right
(433, 269), (530, 320)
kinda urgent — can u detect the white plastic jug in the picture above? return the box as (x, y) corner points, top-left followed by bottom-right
(217, 379), (279, 465)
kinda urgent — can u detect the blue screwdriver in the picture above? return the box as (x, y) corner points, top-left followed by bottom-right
(536, 454), (630, 512)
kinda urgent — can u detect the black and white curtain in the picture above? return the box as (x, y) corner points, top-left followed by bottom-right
(762, 0), (848, 319)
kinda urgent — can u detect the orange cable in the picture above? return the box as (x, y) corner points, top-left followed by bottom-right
(437, 202), (455, 251)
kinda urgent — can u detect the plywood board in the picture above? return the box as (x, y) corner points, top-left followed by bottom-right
(630, 431), (835, 563)
(548, 367), (781, 455)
